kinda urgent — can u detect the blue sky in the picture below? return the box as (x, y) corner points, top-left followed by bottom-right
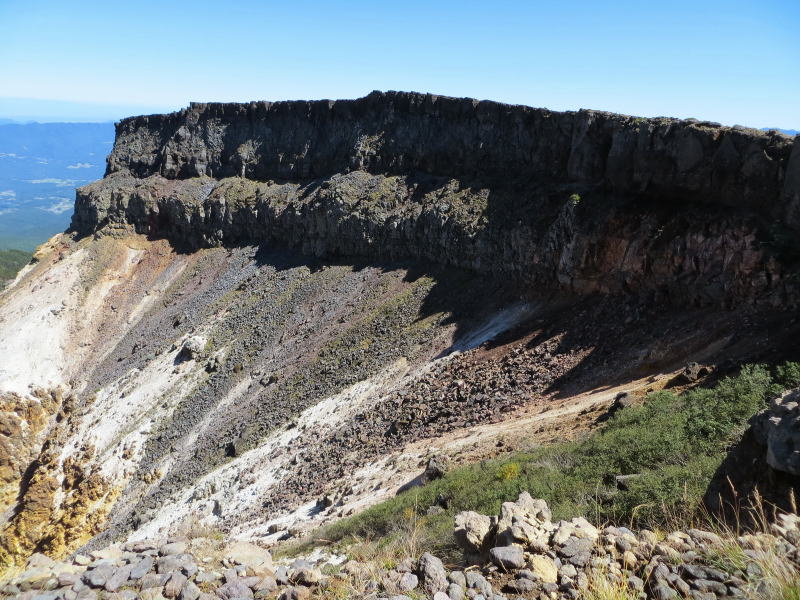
(0, 0), (797, 127)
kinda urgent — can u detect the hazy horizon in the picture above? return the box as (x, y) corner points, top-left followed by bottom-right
(1, 95), (798, 132)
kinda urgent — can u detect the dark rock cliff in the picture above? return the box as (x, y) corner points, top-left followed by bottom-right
(72, 91), (800, 305)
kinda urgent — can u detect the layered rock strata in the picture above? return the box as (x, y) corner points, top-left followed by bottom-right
(72, 91), (800, 306)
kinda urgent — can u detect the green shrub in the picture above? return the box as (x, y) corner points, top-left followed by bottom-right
(496, 462), (521, 481)
(683, 364), (771, 452)
(775, 362), (800, 389)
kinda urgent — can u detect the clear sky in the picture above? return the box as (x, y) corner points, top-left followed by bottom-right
(0, 0), (797, 128)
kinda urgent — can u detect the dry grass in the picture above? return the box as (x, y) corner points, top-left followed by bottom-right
(172, 512), (226, 542)
(697, 490), (800, 600)
(581, 570), (641, 600)
(313, 501), (434, 598)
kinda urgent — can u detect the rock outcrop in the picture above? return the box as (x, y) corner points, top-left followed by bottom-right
(451, 493), (800, 600)
(72, 91), (800, 306)
(751, 388), (800, 476)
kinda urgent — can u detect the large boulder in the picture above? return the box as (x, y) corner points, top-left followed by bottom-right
(179, 336), (206, 360)
(454, 511), (494, 552)
(489, 545), (526, 570)
(495, 492), (553, 548)
(751, 389), (800, 475)
(423, 455), (449, 482)
(417, 552), (448, 595)
(225, 540), (274, 573)
(528, 555), (558, 583)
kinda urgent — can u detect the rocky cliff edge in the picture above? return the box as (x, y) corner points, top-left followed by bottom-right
(73, 91), (800, 305)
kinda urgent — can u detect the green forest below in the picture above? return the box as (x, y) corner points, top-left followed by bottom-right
(0, 249), (30, 282)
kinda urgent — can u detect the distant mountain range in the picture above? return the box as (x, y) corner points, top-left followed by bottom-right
(765, 128), (799, 136)
(0, 121), (114, 250)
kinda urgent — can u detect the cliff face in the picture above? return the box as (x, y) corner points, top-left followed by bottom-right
(102, 91), (797, 211)
(72, 91), (800, 306)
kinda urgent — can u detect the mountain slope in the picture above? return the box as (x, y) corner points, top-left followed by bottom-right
(1, 92), (800, 569)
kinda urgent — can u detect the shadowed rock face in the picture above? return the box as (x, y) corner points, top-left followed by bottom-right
(73, 91), (800, 306)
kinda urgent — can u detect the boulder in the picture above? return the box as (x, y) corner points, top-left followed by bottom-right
(159, 542), (189, 556)
(465, 571), (493, 598)
(104, 566), (132, 593)
(551, 517), (599, 545)
(448, 571), (466, 588)
(278, 586), (310, 600)
(156, 555), (193, 575)
(417, 552), (448, 595)
(507, 517), (551, 552)
(139, 573), (170, 590)
(13, 567), (53, 591)
(130, 556), (155, 579)
(505, 577), (537, 593)
(216, 580), (254, 600)
(163, 572), (187, 598)
(58, 573), (81, 588)
(489, 546), (526, 570)
(751, 388), (800, 475)
(527, 555), (557, 583)
(83, 564), (116, 588)
(454, 511), (494, 552)
(687, 528), (723, 546)
(194, 572), (221, 585)
(226, 541), (273, 573)
(179, 581), (201, 600)
(253, 576), (278, 595)
(495, 492), (552, 546)
(557, 537), (594, 567)
(292, 567), (322, 586)
(447, 582), (465, 600)
(397, 572), (418, 591)
(27, 553), (57, 570)
(179, 336), (206, 360)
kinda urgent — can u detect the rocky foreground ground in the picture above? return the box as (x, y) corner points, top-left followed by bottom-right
(5, 491), (799, 600)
